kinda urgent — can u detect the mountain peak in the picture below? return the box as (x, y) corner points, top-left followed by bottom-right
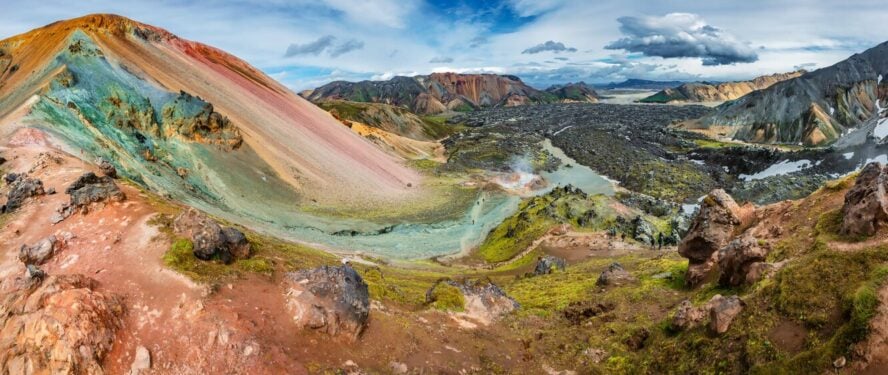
(4, 14), (174, 44)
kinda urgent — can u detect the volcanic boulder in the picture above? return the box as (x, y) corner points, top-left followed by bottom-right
(0, 274), (124, 374)
(59, 172), (126, 218)
(840, 162), (888, 237)
(596, 262), (635, 286)
(97, 158), (117, 178)
(18, 235), (57, 265)
(678, 189), (742, 286)
(2, 176), (45, 213)
(709, 295), (745, 334)
(172, 209), (252, 263)
(283, 265), (370, 341)
(717, 234), (769, 286)
(670, 294), (744, 334)
(533, 255), (567, 275)
(426, 279), (520, 324)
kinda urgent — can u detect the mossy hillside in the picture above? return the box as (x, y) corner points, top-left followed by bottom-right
(427, 282), (466, 311)
(476, 186), (671, 264)
(318, 100), (462, 140)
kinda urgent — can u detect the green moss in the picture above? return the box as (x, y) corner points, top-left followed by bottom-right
(428, 283), (466, 311)
(161, 238), (238, 282)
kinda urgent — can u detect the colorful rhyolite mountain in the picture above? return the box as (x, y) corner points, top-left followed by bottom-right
(0, 14), (418, 208)
(689, 41), (888, 146)
(640, 71), (804, 103)
(303, 73), (598, 114)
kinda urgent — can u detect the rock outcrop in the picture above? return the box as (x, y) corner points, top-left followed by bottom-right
(841, 162), (888, 237)
(596, 263), (635, 286)
(0, 274), (124, 374)
(717, 234), (769, 286)
(708, 295), (745, 334)
(172, 208), (252, 263)
(97, 158), (117, 178)
(678, 189), (742, 286)
(670, 294), (744, 334)
(533, 255), (567, 275)
(283, 265), (370, 341)
(18, 235), (57, 265)
(59, 172), (125, 218)
(2, 176), (45, 213)
(426, 279), (519, 324)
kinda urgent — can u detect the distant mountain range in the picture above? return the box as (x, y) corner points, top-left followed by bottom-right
(302, 73), (599, 114)
(639, 71), (804, 104)
(595, 79), (688, 90)
(691, 41), (888, 146)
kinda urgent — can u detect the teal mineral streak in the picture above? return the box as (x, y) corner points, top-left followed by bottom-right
(22, 32), (613, 259)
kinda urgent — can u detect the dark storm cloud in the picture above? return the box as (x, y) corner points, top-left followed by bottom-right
(605, 13), (758, 66)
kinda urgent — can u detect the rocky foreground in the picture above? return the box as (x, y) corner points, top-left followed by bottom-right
(0, 125), (886, 373)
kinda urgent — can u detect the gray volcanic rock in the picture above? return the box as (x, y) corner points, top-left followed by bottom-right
(173, 209), (252, 263)
(679, 189), (742, 286)
(533, 255), (567, 275)
(426, 279), (520, 323)
(18, 236), (57, 265)
(841, 162), (888, 237)
(596, 263), (635, 286)
(64, 172), (125, 209)
(283, 265), (370, 340)
(2, 176), (44, 213)
(696, 42), (888, 146)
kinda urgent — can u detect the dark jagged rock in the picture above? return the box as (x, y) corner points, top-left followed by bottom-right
(18, 235), (57, 265)
(97, 158), (117, 178)
(65, 172), (125, 207)
(3, 172), (22, 185)
(533, 255), (566, 275)
(172, 208), (252, 263)
(840, 162), (888, 237)
(2, 176), (45, 213)
(283, 265), (370, 341)
(678, 189), (742, 286)
(596, 263), (635, 286)
(717, 234), (769, 286)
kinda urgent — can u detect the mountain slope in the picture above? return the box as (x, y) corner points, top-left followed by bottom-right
(0, 14), (418, 207)
(691, 42), (888, 146)
(640, 71), (804, 103)
(544, 82), (600, 103)
(303, 73), (596, 114)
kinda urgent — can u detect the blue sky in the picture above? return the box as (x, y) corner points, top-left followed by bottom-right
(1, 0), (887, 90)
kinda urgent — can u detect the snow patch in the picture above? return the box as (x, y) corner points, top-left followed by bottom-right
(740, 159), (815, 181)
(843, 152), (855, 160)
